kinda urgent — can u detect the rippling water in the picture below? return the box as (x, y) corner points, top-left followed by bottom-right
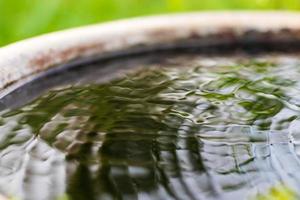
(1, 54), (300, 200)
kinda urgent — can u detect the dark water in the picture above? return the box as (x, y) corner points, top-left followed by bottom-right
(1, 53), (300, 200)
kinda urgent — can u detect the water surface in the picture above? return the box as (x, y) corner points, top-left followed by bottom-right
(1, 53), (300, 200)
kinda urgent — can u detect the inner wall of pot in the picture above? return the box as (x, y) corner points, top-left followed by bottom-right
(1, 34), (300, 111)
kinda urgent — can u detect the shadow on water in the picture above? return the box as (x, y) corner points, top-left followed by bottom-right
(0, 53), (300, 200)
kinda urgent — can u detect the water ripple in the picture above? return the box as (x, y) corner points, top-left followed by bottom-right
(0, 54), (300, 199)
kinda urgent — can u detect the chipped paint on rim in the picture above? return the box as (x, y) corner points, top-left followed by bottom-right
(1, 12), (300, 91)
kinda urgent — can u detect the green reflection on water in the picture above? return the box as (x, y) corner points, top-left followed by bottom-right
(1, 55), (300, 199)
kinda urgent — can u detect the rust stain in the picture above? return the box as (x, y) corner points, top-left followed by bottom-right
(146, 28), (182, 42)
(29, 42), (106, 72)
(27, 26), (300, 75)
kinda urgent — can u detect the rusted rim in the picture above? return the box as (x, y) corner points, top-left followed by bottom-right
(1, 11), (300, 93)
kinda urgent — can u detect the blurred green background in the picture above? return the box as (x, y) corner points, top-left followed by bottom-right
(1, 0), (300, 46)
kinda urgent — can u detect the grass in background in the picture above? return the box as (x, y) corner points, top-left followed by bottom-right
(0, 0), (300, 46)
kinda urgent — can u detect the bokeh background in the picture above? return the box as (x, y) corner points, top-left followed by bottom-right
(1, 0), (300, 46)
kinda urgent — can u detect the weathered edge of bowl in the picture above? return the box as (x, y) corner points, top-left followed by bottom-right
(1, 11), (300, 92)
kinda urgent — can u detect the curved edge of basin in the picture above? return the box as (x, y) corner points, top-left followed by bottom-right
(1, 11), (300, 91)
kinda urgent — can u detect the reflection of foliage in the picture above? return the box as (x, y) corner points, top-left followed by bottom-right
(254, 184), (298, 200)
(1, 57), (300, 199)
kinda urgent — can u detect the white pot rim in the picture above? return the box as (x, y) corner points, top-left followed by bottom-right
(1, 11), (300, 92)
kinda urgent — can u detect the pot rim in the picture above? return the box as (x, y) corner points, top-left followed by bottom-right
(1, 11), (300, 93)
